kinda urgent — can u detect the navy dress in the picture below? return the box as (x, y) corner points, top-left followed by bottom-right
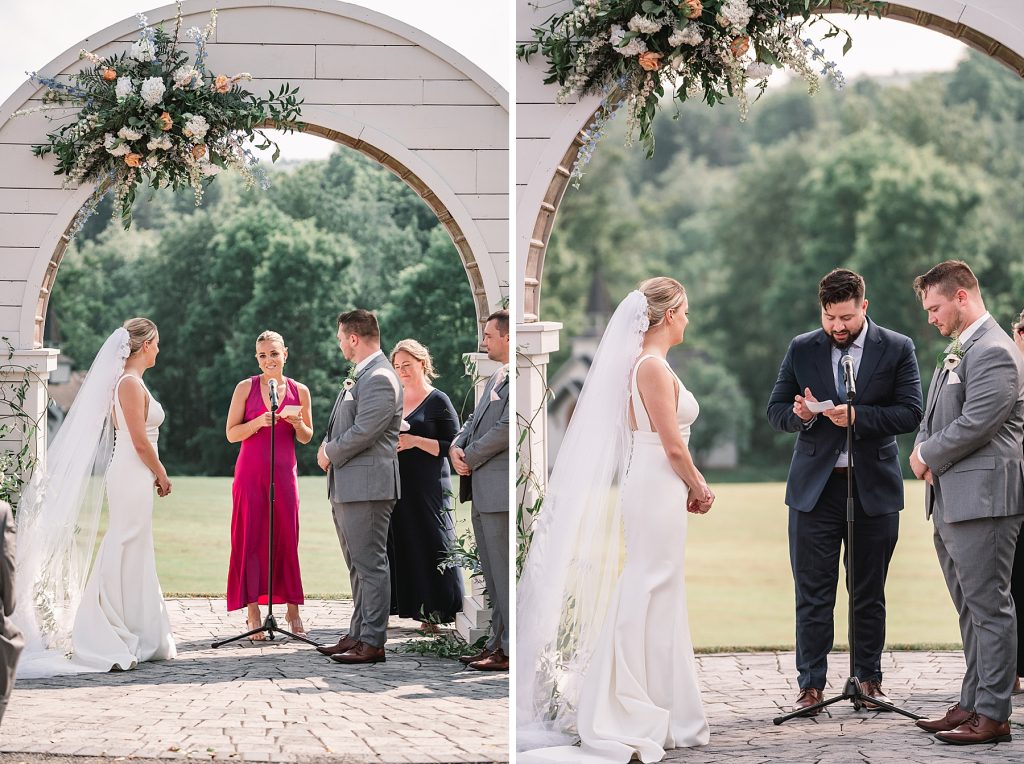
(388, 388), (465, 623)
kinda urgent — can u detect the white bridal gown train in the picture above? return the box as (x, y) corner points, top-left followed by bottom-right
(522, 354), (709, 763)
(70, 375), (177, 671)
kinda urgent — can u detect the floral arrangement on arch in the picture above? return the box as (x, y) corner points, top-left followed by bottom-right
(518, 0), (884, 183)
(18, 2), (303, 233)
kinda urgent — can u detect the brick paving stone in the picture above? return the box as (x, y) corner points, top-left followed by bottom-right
(4, 599), (507, 763)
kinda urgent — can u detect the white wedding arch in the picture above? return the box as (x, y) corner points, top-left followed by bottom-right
(0, 0), (508, 640)
(516, 0), (1024, 504)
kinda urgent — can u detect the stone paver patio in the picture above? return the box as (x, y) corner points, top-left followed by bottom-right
(7, 604), (1024, 763)
(670, 650), (1024, 763)
(1, 599), (508, 763)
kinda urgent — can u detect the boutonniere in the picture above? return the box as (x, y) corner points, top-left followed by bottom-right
(342, 376), (356, 392)
(936, 335), (964, 371)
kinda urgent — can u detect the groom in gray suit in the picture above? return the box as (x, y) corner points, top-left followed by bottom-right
(316, 309), (402, 664)
(910, 261), (1024, 744)
(452, 309), (510, 672)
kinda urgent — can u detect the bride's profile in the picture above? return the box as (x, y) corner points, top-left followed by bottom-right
(14, 317), (176, 677)
(518, 277), (715, 762)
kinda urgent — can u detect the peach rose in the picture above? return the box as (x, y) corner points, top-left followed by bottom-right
(638, 52), (663, 72)
(731, 35), (750, 58)
(192, 144), (207, 160)
(213, 74), (230, 94)
(124, 153), (142, 167)
(157, 111), (173, 131)
(101, 68), (117, 82)
(680, 0), (703, 20)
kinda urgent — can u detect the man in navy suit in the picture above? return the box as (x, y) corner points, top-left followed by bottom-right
(768, 269), (923, 714)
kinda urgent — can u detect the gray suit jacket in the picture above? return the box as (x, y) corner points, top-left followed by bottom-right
(323, 352), (403, 504)
(1, 500), (24, 721)
(452, 369), (509, 514)
(916, 317), (1024, 522)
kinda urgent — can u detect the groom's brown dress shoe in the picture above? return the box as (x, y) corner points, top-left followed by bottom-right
(1014, 677), (1023, 695)
(330, 641), (386, 664)
(458, 648), (493, 666)
(861, 679), (893, 711)
(470, 649), (509, 672)
(935, 713), (1012, 745)
(316, 634), (359, 657)
(793, 688), (823, 716)
(915, 703), (973, 733)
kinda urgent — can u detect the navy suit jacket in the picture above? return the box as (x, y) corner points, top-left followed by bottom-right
(767, 319), (923, 516)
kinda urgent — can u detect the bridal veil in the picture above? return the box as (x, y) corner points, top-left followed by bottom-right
(517, 290), (649, 748)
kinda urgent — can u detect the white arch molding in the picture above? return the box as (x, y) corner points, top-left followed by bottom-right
(515, 0), (1024, 506)
(0, 0), (508, 643)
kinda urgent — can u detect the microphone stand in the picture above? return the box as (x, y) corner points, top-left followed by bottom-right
(774, 364), (920, 725)
(213, 379), (319, 649)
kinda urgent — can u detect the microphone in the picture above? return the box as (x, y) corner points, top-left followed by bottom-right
(269, 378), (279, 411)
(841, 354), (856, 398)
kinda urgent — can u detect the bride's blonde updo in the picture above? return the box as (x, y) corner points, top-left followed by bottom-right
(123, 317), (158, 355)
(638, 277), (686, 327)
(256, 329), (285, 347)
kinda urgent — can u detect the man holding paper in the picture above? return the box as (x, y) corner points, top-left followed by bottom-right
(767, 269), (923, 714)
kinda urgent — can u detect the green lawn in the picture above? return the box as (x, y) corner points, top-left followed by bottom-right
(143, 476), (472, 598)
(142, 478), (960, 649)
(685, 481), (961, 650)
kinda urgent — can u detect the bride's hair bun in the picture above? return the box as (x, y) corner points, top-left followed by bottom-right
(123, 317), (158, 355)
(637, 277), (686, 327)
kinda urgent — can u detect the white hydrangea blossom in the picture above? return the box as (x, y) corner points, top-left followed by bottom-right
(104, 133), (131, 157)
(669, 24), (704, 47)
(117, 127), (143, 141)
(745, 61), (772, 80)
(718, 0), (753, 31)
(200, 161), (222, 177)
(146, 155), (160, 168)
(618, 38), (649, 57)
(627, 15), (663, 34)
(609, 24), (625, 47)
(115, 76), (134, 100)
(147, 135), (173, 151)
(130, 37), (156, 62)
(140, 76), (166, 107)
(183, 114), (210, 141)
(172, 66), (201, 89)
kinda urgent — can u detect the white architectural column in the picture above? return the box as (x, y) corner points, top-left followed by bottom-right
(0, 348), (58, 499)
(515, 322), (562, 519)
(454, 351), (503, 644)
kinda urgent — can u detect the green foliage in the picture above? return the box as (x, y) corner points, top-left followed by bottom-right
(0, 339), (46, 512)
(544, 51), (1024, 469)
(48, 149), (479, 475)
(23, 4), (302, 231)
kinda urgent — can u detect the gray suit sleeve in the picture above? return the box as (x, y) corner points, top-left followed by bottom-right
(452, 381), (487, 451)
(919, 344), (1020, 474)
(464, 403), (509, 470)
(324, 370), (398, 468)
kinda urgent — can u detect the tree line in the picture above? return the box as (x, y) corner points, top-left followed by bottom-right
(49, 149), (480, 475)
(544, 52), (1024, 477)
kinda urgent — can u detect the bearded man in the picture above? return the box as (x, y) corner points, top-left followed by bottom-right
(767, 268), (923, 714)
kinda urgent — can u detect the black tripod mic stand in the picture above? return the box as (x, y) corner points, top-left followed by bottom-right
(213, 378), (319, 649)
(774, 359), (920, 724)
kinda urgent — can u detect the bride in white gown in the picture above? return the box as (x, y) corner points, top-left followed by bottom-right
(518, 278), (715, 762)
(14, 318), (176, 677)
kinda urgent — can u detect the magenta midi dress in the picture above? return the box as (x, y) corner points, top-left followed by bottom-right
(226, 376), (305, 611)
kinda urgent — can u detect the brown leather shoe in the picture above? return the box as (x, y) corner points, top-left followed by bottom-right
(330, 641), (386, 664)
(861, 679), (892, 711)
(458, 647), (493, 666)
(935, 713), (1012, 745)
(469, 648), (509, 672)
(316, 634), (359, 657)
(915, 703), (973, 733)
(793, 687), (824, 716)
(1013, 677), (1023, 695)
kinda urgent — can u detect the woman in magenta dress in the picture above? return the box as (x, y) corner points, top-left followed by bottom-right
(225, 330), (313, 638)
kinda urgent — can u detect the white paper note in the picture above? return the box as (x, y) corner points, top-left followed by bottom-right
(806, 399), (836, 414)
